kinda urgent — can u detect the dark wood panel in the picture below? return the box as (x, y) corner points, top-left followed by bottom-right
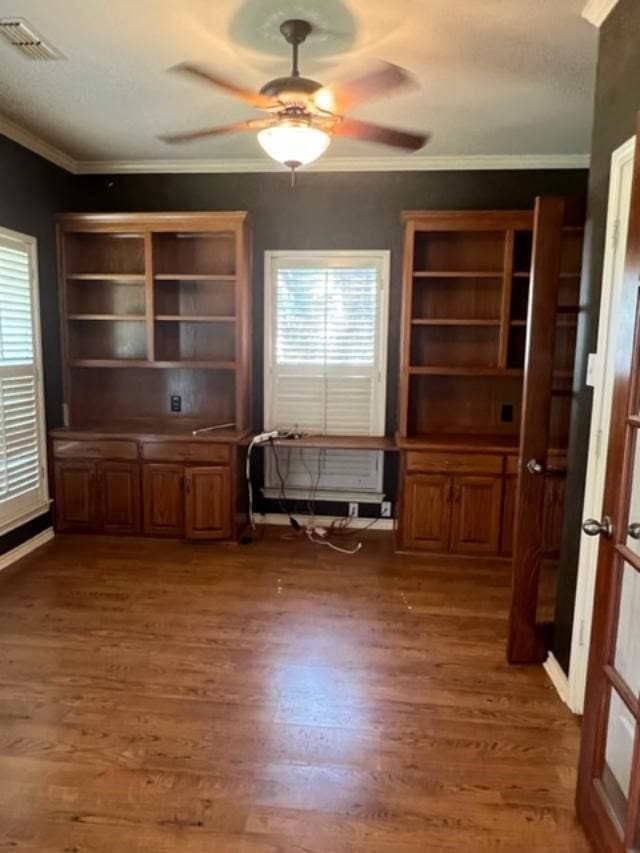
(142, 464), (185, 537)
(52, 439), (138, 461)
(406, 451), (503, 475)
(53, 461), (96, 532)
(185, 466), (232, 540)
(451, 475), (503, 554)
(141, 441), (231, 464)
(98, 462), (141, 535)
(401, 473), (452, 551)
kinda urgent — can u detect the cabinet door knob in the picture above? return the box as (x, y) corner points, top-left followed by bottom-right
(526, 458), (544, 475)
(582, 516), (613, 538)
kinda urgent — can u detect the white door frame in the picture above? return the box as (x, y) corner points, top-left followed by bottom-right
(566, 135), (636, 713)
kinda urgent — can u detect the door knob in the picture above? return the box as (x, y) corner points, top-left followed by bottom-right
(628, 523), (640, 540)
(526, 458), (544, 474)
(582, 517), (613, 538)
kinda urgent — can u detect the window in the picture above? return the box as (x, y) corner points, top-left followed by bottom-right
(264, 251), (389, 501)
(0, 227), (48, 533)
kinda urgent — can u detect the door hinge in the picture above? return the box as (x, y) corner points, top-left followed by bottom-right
(578, 618), (586, 647)
(612, 218), (620, 250)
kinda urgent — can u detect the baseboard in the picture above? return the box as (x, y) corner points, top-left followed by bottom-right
(0, 527), (54, 573)
(543, 652), (572, 709)
(256, 513), (394, 531)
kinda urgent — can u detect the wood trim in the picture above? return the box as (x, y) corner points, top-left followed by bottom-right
(398, 219), (416, 437)
(581, 0), (621, 27)
(144, 231), (155, 361)
(56, 212), (249, 231)
(508, 196), (566, 664)
(402, 210), (533, 230)
(498, 230), (515, 368)
(577, 117), (640, 853)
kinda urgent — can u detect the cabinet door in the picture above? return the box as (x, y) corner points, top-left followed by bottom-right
(501, 476), (517, 555)
(98, 462), (141, 535)
(53, 461), (97, 532)
(451, 475), (502, 554)
(142, 464), (184, 536)
(401, 473), (452, 551)
(185, 466), (232, 540)
(541, 474), (566, 554)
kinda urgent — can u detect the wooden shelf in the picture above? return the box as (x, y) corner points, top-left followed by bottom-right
(413, 271), (503, 279)
(70, 359), (152, 368)
(68, 314), (146, 321)
(513, 272), (531, 278)
(396, 432), (521, 452)
(154, 315), (236, 323)
(412, 318), (501, 327)
(510, 320), (527, 327)
(70, 359), (237, 370)
(154, 274), (235, 282)
(409, 366), (523, 377)
(153, 361), (237, 369)
(67, 273), (145, 282)
(269, 434), (397, 452)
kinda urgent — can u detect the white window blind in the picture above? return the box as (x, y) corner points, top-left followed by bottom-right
(0, 229), (48, 533)
(264, 251), (389, 500)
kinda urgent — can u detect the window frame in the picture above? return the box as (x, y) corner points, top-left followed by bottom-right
(0, 225), (49, 535)
(263, 249), (391, 436)
(263, 249), (390, 502)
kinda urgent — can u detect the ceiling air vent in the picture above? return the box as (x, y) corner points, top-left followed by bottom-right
(0, 18), (64, 60)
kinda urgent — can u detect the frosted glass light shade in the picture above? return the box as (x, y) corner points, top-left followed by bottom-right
(257, 122), (331, 168)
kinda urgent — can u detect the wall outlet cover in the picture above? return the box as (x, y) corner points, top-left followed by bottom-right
(381, 501), (392, 518)
(348, 502), (359, 518)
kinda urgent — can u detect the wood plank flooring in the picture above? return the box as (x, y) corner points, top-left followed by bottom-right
(0, 532), (590, 852)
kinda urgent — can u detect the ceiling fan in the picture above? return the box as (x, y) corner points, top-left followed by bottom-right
(161, 18), (430, 180)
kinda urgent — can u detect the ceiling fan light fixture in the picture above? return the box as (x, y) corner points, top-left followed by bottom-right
(257, 121), (331, 169)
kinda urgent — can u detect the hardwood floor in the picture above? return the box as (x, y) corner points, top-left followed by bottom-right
(0, 532), (590, 852)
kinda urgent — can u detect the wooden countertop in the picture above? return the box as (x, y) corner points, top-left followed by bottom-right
(268, 434), (397, 452)
(49, 425), (251, 444)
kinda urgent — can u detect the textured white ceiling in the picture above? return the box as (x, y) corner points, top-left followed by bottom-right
(0, 0), (598, 166)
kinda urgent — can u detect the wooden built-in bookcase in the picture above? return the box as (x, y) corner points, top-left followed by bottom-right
(50, 212), (252, 541)
(397, 210), (583, 556)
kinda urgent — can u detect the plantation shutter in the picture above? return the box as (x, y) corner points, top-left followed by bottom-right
(0, 231), (48, 531)
(264, 252), (389, 498)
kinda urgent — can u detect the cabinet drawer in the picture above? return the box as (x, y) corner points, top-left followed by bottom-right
(52, 439), (138, 461)
(141, 441), (231, 464)
(406, 451), (503, 475)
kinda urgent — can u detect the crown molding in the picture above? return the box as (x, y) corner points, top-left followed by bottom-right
(74, 153), (590, 175)
(1, 115), (590, 175)
(0, 113), (77, 173)
(582, 0), (620, 26)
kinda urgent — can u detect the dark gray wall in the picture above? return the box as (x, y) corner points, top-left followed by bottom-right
(553, 0), (640, 672)
(0, 135), (70, 554)
(69, 169), (588, 433)
(69, 169), (587, 514)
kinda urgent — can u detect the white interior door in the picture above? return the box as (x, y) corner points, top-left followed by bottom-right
(568, 136), (636, 712)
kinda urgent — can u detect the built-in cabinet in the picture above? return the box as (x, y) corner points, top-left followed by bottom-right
(51, 212), (251, 541)
(397, 209), (582, 556)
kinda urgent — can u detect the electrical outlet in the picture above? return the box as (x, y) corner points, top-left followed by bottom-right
(348, 502), (359, 518)
(170, 395), (182, 413)
(500, 403), (513, 423)
(381, 501), (392, 518)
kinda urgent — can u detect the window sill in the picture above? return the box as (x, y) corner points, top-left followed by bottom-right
(0, 500), (52, 537)
(262, 487), (384, 503)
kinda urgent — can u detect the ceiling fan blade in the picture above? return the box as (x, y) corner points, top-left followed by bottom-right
(319, 61), (417, 114)
(333, 117), (429, 151)
(169, 62), (277, 110)
(159, 119), (272, 145)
